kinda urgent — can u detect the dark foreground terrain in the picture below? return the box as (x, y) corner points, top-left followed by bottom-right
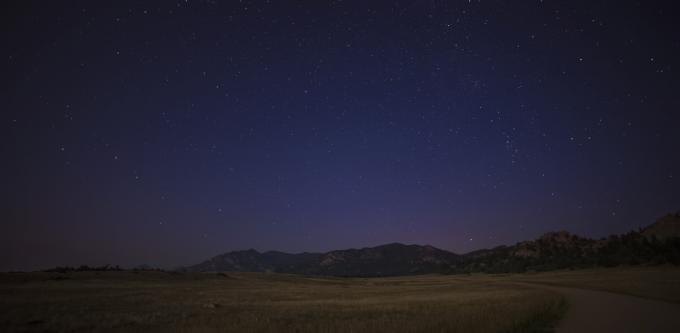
(2, 267), (680, 332)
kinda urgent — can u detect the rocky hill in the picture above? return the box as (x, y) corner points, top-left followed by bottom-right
(642, 213), (680, 240)
(454, 212), (680, 273)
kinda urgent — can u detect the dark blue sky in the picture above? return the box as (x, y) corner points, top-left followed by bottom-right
(2, 0), (679, 271)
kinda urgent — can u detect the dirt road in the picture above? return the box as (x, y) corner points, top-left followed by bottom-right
(525, 283), (680, 332)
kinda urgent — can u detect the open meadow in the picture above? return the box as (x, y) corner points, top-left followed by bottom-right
(0, 271), (565, 333)
(2, 266), (680, 333)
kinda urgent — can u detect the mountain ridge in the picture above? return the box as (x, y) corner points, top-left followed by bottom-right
(186, 212), (680, 276)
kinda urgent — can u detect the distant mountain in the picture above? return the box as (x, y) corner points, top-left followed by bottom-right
(187, 212), (680, 276)
(187, 243), (458, 276)
(312, 243), (459, 276)
(188, 250), (321, 273)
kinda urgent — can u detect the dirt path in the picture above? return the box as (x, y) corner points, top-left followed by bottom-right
(523, 283), (680, 332)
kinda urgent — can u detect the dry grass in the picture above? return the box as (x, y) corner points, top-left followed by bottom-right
(0, 271), (564, 333)
(6, 266), (677, 332)
(496, 265), (680, 304)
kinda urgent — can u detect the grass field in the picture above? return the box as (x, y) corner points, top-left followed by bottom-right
(500, 265), (680, 304)
(0, 271), (565, 333)
(4, 266), (679, 332)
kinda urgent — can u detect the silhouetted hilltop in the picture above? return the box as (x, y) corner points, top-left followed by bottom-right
(454, 212), (680, 273)
(642, 212), (680, 239)
(187, 212), (680, 276)
(188, 249), (321, 273)
(311, 243), (458, 276)
(187, 243), (458, 277)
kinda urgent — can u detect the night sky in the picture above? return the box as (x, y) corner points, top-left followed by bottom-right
(3, 1), (679, 271)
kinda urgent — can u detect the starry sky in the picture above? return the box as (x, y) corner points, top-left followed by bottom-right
(2, 0), (679, 271)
